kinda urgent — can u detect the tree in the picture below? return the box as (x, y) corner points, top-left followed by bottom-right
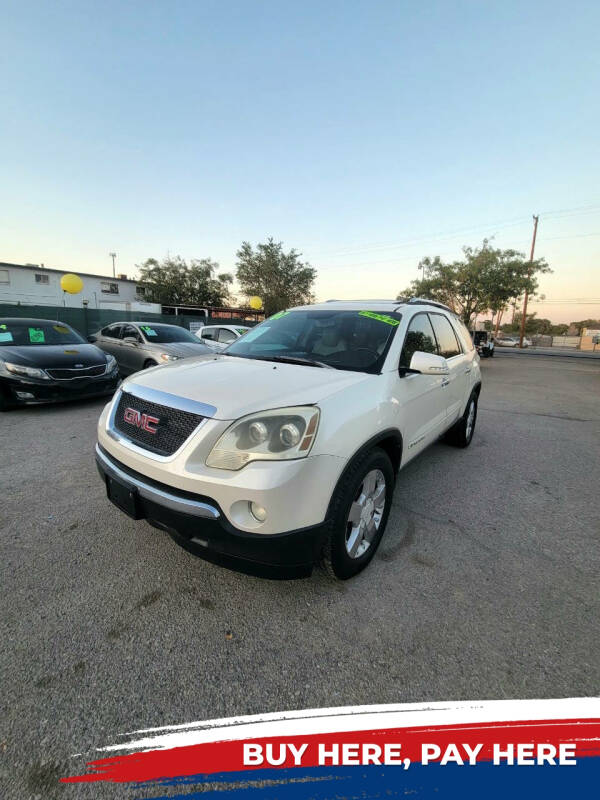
(551, 323), (569, 336)
(502, 312), (550, 335)
(137, 256), (233, 306)
(569, 319), (600, 335)
(236, 238), (317, 316)
(398, 240), (551, 327)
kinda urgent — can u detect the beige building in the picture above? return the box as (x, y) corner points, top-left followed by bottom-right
(580, 327), (600, 351)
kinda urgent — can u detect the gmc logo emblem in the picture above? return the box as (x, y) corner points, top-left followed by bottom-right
(123, 407), (160, 434)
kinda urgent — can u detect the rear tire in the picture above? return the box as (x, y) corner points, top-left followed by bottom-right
(445, 392), (478, 448)
(320, 448), (395, 580)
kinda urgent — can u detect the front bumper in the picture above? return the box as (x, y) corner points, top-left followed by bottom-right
(1, 371), (119, 405)
(95, 444), (327, 578)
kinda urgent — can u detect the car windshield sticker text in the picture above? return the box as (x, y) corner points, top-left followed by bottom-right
(28, 327), (45, 343)
(358, 311), (400, 326)
(141, 326), (157, 336)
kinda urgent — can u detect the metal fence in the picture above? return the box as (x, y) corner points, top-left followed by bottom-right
(530, 334), (585, 349)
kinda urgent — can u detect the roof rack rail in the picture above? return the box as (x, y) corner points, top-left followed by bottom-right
(406, 297), (453, 313)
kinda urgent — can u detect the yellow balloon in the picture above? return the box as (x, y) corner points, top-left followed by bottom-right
(60, 273), (84, 294)
(249, 295), (262, 310)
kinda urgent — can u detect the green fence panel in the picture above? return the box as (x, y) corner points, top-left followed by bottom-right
(0, 304), (257, 338)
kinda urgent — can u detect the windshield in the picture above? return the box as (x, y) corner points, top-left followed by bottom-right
(138, 324), (200, 344)
(0, 320), (85, 346)
(225, 309), (402, 373)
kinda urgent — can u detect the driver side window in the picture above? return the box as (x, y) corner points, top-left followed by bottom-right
(400, 314), (438, 368)
(120, 325), (140, 341)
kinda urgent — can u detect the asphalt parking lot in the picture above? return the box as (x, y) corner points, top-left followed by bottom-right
(1, 354), (599, 799)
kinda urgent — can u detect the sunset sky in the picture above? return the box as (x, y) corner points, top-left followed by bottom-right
(2, 1), (599, 324)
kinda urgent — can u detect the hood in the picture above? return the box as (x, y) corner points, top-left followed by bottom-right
(0, 343), (108, 368)
(148, 342), (213, 358)
(123, 355), (370, 419)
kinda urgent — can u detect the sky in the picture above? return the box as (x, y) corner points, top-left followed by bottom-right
(2, 0), (599, 324)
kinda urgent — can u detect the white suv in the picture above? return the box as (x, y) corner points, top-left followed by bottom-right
(95, 300), (481, 579)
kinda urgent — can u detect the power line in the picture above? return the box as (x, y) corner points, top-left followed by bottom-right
(305, 201), (600, 261)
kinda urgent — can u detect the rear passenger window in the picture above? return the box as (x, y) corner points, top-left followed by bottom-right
(430, 314), (462, 358)
(201, 328), (216, 340)
(103, 325), (121, 338)
(400, 314), (438, 368)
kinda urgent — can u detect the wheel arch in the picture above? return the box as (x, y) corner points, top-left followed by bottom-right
(325, 428), (403, 519)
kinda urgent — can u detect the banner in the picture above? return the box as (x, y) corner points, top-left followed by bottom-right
(62, 698), (600, 798)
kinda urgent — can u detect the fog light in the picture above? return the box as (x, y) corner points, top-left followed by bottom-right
(15, 391), (34, 399)
(250, 502), (267, 522)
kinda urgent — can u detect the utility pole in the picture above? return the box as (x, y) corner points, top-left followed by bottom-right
(109, 252), (117, 278)
(519, 215), (539, 348)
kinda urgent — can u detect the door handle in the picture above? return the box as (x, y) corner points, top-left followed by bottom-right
(465, 367), (471, 374)
(441, 379), (450, 387)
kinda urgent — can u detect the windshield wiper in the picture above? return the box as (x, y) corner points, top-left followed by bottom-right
(253, 355), (335, 369)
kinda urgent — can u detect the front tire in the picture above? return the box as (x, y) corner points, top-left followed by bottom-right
(320, 448), (395, 580)
(445, 392), (478, 448)
(143, 359), (158, 369)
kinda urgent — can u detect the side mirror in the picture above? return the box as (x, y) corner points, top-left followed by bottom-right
(409, 351), (449, 375)
(122, 336), (138, 345)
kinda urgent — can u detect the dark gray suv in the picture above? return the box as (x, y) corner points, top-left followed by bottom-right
(90, 322), (213, 376)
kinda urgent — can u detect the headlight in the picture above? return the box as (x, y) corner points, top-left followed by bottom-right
(2, 361), (50, 380)
(106, 354), (118, 371)
(206, 406), (320, 470)
(160, 353), (180, 362)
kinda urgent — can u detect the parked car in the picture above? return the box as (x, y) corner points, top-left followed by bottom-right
(0, 317), (119, 410)
(470, 330), (494, 357)
(495, 334), (530, 347)
(95, 299), (482, 579)
(89, 322), (213, 376)
(196, 324), (251, 350)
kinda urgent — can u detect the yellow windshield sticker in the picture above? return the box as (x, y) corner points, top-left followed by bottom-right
(53, 324), (70, 334)
(358, 311), (400, 326)
(29, 327), (45, 343)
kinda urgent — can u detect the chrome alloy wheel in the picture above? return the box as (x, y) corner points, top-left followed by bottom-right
(345, 469), (386, 559)
(465, 399), (476, 440)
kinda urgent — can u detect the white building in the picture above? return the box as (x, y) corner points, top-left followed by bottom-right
(0, 262), (160, 312)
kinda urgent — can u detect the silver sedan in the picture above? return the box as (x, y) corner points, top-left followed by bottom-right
(89, 322), (213, 376)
